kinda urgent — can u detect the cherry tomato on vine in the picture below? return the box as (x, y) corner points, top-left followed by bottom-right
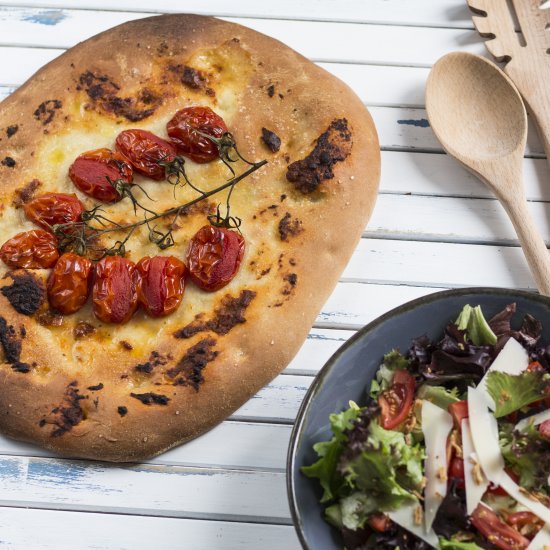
(166, 106), (229, 163)
(136, 255), (186, 317)
(471, 504), (530, 550)
(0, 230), (59, 268)
(186, 225), (245, 291)
(115, 129), (178, 180)
(47, 253), (93, 314)
(92, 256), (138, 324)
(24, 193), (85, 232)
(68, 148), (133, 203)
(378, 369), (415, 430)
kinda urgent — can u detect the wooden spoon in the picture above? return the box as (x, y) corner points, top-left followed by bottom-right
(426, 51), (550, 295)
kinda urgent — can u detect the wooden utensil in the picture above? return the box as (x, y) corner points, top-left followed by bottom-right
(467, 0), (550, 163)
(426, 52), (550, 295)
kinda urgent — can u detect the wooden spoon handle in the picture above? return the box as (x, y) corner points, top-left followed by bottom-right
(504, 196), (550, 296)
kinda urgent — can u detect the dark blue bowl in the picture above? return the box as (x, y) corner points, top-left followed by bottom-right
(287, 287), (550, 549)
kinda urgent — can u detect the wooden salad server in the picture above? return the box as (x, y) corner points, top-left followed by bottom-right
(426, 52), (550, 296)
(467, 0), (550, 164)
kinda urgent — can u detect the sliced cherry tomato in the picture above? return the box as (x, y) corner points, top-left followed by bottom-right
(68, 148), (133, 203)
(539, 419), (550, 438)
(527, 361), (543, 372)
(471, 504), (530, 550)
(115, 129), (178, 180)
(136, 255), (186, 317)
(448, 456), (465, 490)
(47, 253), (93, 314)
(92, 256), (138, 324)
(166, 106), (228, 163)
(186, 225), (245, 291)
(367, 513), (390, 533)
(378, 369), (415, 430)
(24, 193), (85, 232)
(448, 400), (469, 428)
(0, 229), (59, 268)
(505, 511), (543, 534)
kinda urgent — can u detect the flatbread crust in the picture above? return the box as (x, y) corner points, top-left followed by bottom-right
(0, 14), (379, 461)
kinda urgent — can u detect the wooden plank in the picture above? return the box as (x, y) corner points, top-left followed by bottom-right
(1, 0), (474, 27)
(347, 238), (534, 290)
(0, 456), (291, 522)
(379, 151), (550, 201)
(365, 194), (550, 246)
(0, 508), (301, 550)
(0, 8), (485, 66)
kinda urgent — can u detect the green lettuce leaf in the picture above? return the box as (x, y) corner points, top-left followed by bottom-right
(455, 304), (497, 346)
(339, 420), (424, 514)
(301, 402), (361, 502)
(369, 349), (410, 399)
(383, 349), (410, 371)
(486, 370), (546, 417)
(439, 540), (484, 550)
(417, 384), (460, 409)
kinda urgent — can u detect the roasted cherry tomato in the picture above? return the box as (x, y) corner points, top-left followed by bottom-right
(136, 255), (186, 317)
(378, 369), (415, 430)
(24, 193), (85, 232)
(0, 229), (59, 268)
(448, 457), (465, 489)
(166, 106), (228, 163)
(471, 504), (530, 550)
(539, 419), (550, 438)
(92, 256), (138, 324)
(47, 253), (93, 314)
(68, 148), (133, 203)
(448, 400), (469, 428)
(367, 513), (391, 533)
(186, 225), (245, 291)
(115, 129), (178, 180)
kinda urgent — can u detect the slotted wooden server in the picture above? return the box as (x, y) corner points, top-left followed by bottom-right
(468, 0), (550, 162)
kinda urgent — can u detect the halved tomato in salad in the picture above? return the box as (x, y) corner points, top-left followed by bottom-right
(378, 369), (415, 430)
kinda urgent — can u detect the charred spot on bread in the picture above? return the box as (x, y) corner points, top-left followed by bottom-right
(172, 65), (215, 96)
(278, 212), (303, 241)
(34, 100), (62, 125)
(286, 118), (352, 193)
(174, 290), (256, 339)
(6, 125), (18, 138)
(0, 316), (22, 363)
(117, 406), (128, 417)
(133, 351), (171, 374)
(11, 362), (31, 373)
(49, 381), (87, 437)
(73, 322), (96, 339)
(267, 84), (275, 97)
(119, 340), (133, 350)
(77, 71), (161, 122)
(2, 156), (16, 168)
(87, 383), (104, 391)
(12, 179), (41, 207)
(130, 392), (170, 405)
(1, 270), (45, 315)
(167, 338), (218, 391)
(261, 128), (281, 153)
(37, 311), (64, 327)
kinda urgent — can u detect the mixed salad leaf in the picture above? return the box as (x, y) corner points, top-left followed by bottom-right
(302, 303), (550, 550)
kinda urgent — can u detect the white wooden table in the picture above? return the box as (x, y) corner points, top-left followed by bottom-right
(0, 1), (545, 548)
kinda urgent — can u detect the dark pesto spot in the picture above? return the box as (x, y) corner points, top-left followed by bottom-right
(286, 118), (353, 193)
(34, 100), (62, 125)
(261, 127), (281, 153)
(0, 317), (21, 363)
(1, 270), (45, 315)
(278, 212), (303, 241)
(167, 338), (218, 391)
(49, 382), (87, 437)
(130, 392), (170, 406)
(174, 290), (256, 339)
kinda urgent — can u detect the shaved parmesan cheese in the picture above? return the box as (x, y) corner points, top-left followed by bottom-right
(461, 419), (490, 514)
(388, 503), (439, 548)
(477, 337), (529, 409)
(422, 400), (453, 533)
(498, 473), (550, 525)
(516, 409), (550, 431)
(467, 387), (504, 483)
(528, 524), (550, 550)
